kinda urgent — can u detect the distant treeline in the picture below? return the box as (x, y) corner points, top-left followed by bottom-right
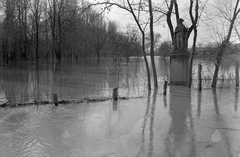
(156, 40), (240, 59)
(0, 0), (142, 63)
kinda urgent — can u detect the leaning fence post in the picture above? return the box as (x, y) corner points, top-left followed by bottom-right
(163, 81), (168, 95)
(198, 64), (202, 91)
(112, 88), (118, 101)
(236, 62), (239, 87)
(53, 94), (58, 106)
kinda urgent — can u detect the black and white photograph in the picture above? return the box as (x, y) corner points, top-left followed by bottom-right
(0, 0), (240, 156)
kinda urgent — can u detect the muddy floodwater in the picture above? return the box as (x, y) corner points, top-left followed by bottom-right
(0, 57), (240, 157)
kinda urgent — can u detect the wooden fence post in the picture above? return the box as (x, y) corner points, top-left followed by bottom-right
(112, 88), (118, 101)
(198, 64), (202, 91)
(163, 81), (168, 95)
(53, 94), (58, 106)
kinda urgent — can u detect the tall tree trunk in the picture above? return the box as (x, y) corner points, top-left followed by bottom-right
(188, 28), (197, 87)
(126, 0), (151, 90)
(142, 32), (151, 90)
(166, 0), (174, 44)
(23, 0), (28, 61)
(148, 0), (158, 88)
(36, 30), (39, 62)
(188, 0), (199, 87)
(36, 14), (39, 62)
(49, 0), (57, 62)
(57, 13), (62, 62)
(174, 0), (179, 21)
(211, 48), (224, 88)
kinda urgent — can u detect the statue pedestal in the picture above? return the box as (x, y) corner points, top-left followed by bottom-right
(169, 50), (189, 86)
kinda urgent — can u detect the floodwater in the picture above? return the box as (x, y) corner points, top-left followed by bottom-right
(0, 57), (240, 157)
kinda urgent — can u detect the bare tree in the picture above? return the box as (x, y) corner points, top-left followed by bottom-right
(125, 0), (152, 89)
(47, 0), (79, 61)
(157, 40), (173, 58)
(0, 0), (143, 63)
(1, 0), (30, 63)
(108, 21), (125, 61)
(2, 0), (15, 63)
(30, 0), (46, 62)
(188, 0), (200, 87)
(148, 0), (158, 87)
(88, 0), (155, 90)
(90, 13), (108, 62)
(209, 0), (240, 88)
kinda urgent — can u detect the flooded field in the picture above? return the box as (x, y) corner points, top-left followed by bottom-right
(0, 57), (239, 157)
(0, 57), (151, 105)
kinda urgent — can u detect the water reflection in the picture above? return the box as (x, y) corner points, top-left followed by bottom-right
(41, 109), (76, 156)
(212, 89), (219, 115)
(112, 100), (118, 111)
(208, 88), (236, 156)
(234, 88), (239, 111)
(149, 88), (157, 157)
(0, 57), (239, 105)
(197, 90), (202, 117)
(54, 61), (61, 71)
(136, 91), (151, 157)
(157, 58), (169, 79)
(0, 59), (148, 105)
(136, 88), (158, 157)
(1, 57), (240, 156)
(1, 83), (240, 156)
(163, 94), (167, 108)
(165, 86), (195, 157)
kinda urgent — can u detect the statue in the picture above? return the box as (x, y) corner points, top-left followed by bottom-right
(174, 18), (188, 51)
(170, 18), (189, 86)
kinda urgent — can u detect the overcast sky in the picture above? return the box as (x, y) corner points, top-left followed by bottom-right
(91, 0), (240, 46)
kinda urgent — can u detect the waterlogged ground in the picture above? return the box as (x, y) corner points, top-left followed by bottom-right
(0, 86), (239, 157)
(0, 57), (240, 157)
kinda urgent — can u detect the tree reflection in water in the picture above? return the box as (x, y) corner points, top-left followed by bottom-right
(165, 86), (196, 157)
(212, 89), (219, 115)
(136, 88), (157, 157)
(234, 88), (239, 111)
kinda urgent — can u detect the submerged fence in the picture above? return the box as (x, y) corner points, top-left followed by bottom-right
(193, 63), (240, 90)
(0, 59), (239, 107)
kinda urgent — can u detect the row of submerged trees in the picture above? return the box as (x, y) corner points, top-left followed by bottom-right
(0, 0), (142, 64)
(1, 0), (240, 90)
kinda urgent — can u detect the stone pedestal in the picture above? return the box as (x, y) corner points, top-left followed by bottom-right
(169, 50), (189, 86)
